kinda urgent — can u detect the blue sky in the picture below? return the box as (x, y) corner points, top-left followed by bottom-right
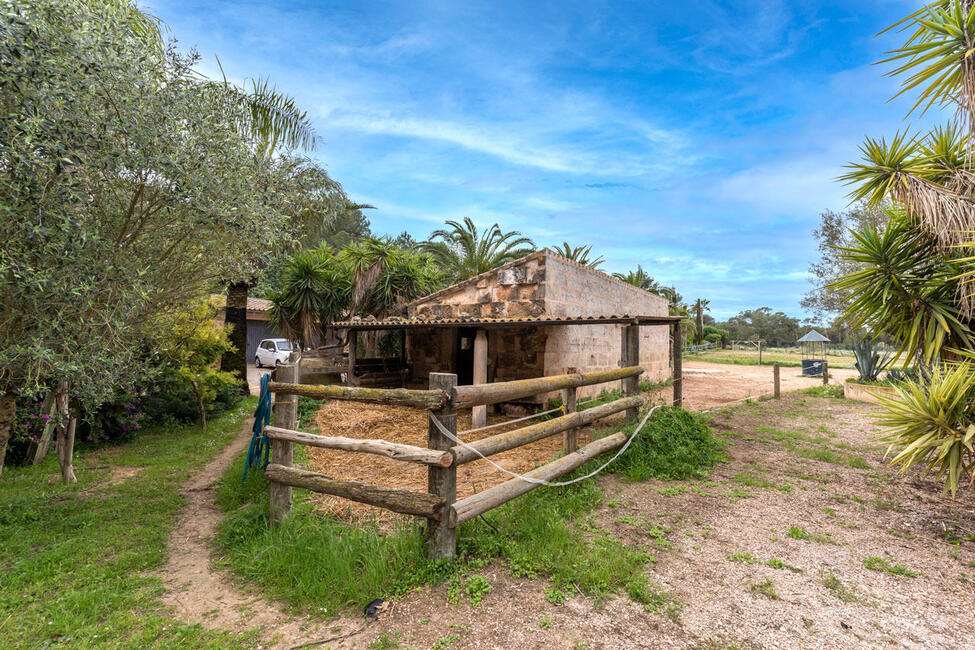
(150, 0), (932, 319)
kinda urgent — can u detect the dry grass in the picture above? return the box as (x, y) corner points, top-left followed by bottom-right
(307, 400), (620, 520)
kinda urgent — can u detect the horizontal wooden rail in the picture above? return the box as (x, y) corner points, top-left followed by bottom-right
(451, 366), (643, 408)
(265, 464), (445, 519)
(450, 395), (643, 465)
(264, 426), (452, 467)
(448, 431), (628, 527)
(269, 382), (446, 409)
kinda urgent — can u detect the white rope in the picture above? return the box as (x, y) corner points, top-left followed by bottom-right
(456, 395), (605, 435)
(430, 405), (660, 487)
(458, 405), (564, 435)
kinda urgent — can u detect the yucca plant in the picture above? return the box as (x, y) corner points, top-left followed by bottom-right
(874, 363), (975, 496)
(852, 340), (895, 381)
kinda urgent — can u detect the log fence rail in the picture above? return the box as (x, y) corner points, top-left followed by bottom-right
(265, 321), (682, 559)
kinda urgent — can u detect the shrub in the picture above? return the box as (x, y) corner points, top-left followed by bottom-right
(606, 406), (723, 481)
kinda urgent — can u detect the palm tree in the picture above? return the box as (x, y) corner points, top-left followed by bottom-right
(841, 2), (975, 322)
(693, 298), (711, 344)
(421, 217), (535, 282)
(553, 242), (605, 269)
(613, 266), (661, 294)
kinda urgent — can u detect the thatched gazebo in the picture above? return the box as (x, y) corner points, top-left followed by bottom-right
(798, 330), (829, 377)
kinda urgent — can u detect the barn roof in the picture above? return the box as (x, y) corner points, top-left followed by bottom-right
(210, 294), (273, 313)
(328, 314), (682, 331)
(797, 329), (830, 343)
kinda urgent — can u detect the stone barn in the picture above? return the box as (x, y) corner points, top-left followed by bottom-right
(329, 250), (680, 413)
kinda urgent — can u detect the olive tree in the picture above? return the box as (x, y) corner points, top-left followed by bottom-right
(0, 0), (290, 477)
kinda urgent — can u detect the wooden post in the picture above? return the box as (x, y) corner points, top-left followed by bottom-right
(773, 363), (781, 399)
(758, 340), (762, 366)
(427, 373), (457, 559)
(26, 391), (56, 465)
(672, 323), (683, 408)
(561, 366), (578, 454)
(472, 329), (488, 427)
(621, 325), (640, 420)
(346, 331), (357, 386)
(822, 360), (829, 385)
(269, 363), (298, 525)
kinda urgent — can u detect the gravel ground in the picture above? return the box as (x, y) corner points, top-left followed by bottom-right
(335, 393), (975, 649)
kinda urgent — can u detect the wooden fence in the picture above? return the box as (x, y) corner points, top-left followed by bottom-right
(265, 363), (654, 559)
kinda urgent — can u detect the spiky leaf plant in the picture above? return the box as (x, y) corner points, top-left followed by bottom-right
(852, 340), (895, 381)
(874, 362), (975, 496)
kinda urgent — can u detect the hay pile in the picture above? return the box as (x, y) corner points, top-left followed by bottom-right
(306, 400), (620, 521)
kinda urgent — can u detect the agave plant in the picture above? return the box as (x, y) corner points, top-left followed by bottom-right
(852, 340), (895, 381)
(873, 363), (975, 496)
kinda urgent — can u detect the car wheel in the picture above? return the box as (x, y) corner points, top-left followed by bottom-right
(274, 359), (282, 366)
(254, 356), (261, 368)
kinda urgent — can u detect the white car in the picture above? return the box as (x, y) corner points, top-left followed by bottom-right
(254, 338), (293, 367)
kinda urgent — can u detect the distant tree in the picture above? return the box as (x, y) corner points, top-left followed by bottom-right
(613, 266), (661, 294)
(693, 298), (711, 344)
(392, 231), (419, 250)
(553, 242), (605, 269)
(718, 308), (800, 347)
(801, 201), (889, 321)
(421, 218), (535, 282)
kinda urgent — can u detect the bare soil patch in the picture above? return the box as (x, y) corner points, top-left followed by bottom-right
(156, 422), (334, 649)
(341, 394), (975, 649)
(670, 360), (857, 411)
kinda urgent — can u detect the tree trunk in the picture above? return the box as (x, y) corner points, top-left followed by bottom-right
(191, 378), (206, 430)
(58, 401), (78, 484)
(221, 281), (251, 396)
(0, 393), (16, 479)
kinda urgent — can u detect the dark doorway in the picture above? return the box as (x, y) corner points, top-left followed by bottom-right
(454, 327), (476, 385)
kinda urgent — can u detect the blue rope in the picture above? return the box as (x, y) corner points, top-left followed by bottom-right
(243, 373), (273, 483)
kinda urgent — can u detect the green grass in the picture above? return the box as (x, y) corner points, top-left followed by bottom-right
(767, 558), (802, 573)
(796, 447), (870, 469)
(726, 552), (758, 564)
(0, 398), (259, 649)
(214, 429), (685, 617)
(821, 569), (865, 603)
(748, 578), (779, 600)
(798, 384), (846, 399)
(602, 406), (724, 481)
(862, 556), (917, 577)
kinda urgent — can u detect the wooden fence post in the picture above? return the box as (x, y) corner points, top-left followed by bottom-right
(561, 367), (578, 454)
(270, 363), (298, 525)
(758, 341), (762, 366)
(773, 363), (781, 399)
(822, 360), (829, 385)
(672, 323), (683, 408)
(472, 329), (488, 427)
(346, 331), (357, 387)
(427, 372), (457, 560)
(621, 325), (640, 419)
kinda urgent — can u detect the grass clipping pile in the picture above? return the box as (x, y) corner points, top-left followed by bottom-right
(307, 400), (606, 520)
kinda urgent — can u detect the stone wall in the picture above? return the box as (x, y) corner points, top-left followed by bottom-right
(541, 255), (670, 397)
(409, 254), (546, 319)
(405, 250), (672, 400)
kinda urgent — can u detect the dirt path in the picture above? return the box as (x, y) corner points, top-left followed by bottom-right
(157, 422), (344, 649)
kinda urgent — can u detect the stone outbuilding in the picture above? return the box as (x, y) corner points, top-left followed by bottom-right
(328, 250), (682, 415)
